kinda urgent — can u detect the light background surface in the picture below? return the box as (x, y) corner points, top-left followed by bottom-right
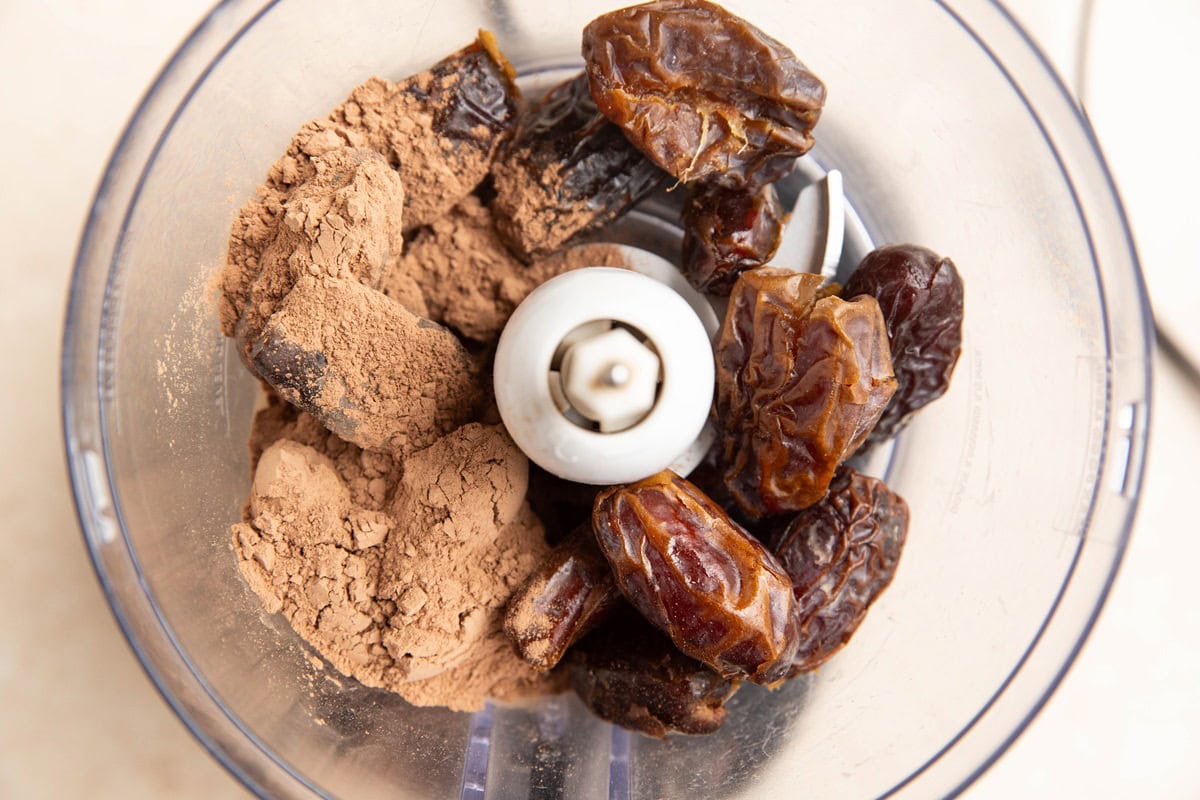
(0, 1), (1196, 797)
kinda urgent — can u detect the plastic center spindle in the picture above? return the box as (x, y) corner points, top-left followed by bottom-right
(558, 325), (661, 433)
(493, 266), (716, 485)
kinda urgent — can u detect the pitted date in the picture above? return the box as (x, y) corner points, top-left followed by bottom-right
(583, 0), (826, 187)
(591, 471), (799, 684)
(425, 31), (519, 145)
(769, 468), (909, 674)
(682, 181), (784, 294)
(394, 33), (520, 227)
(843, 244), (964, 444)
(716, 268), (897, 517)
(503, 525), (622, 671)
(567, 615), (738, 737)
(491, 74), (666, 261)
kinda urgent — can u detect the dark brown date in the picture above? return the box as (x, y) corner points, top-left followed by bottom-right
(582, 0), (826, 187)
(491, 74), (667, 261)
(503, 525), (623, 671)
(682, 181), (784, 294)
(567, 614), (738, 737)
(769, 468), (909, 674)
(716, 268), (897, 517)
(393, 33), (520, 228)
(591, 471), (800, 684)
(843, 244), (965, 444)
(526, 465), (603, 546)
(251, 277), (479, 455)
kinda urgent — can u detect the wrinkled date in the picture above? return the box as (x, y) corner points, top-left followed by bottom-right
(503, 525), (623, 671)
(396, 32), (521, 227)
(583, 0), (826, 187)
(251, 277), (479, 455)
(425, 32), (519, 145)
(491, 73), (666, 261)
(591, 471), (800, 684)
(843, 244), (965, 444)
(717, 268), (897, 517)
(567, 614), (738, 737)
(682, 181), (784, 294)
(769, 468), (909, 674)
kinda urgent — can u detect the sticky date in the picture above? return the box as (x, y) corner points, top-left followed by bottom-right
(503, 525), (622, 671)
(591, 471), (799, 684)
(682, 181), (784, 294)
(567, 614), (738, 737)
(769, 468), (909, 673)
(583, 0), (826, 187)
(716, 268), (897, 517)
(491, 74), (666, 261)
(843, 244), (965, 444)
(393, 32), (520, 227)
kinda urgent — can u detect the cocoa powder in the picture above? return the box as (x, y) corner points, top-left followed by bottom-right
(383, 194), (635, 342)
(235, 408), (559, 710)
(219, 38), (514, 354)
(221, 43), (633, 714)
(252, 275), (479, 456)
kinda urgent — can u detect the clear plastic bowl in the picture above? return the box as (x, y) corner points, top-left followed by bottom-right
(62, 1), (1152, 797)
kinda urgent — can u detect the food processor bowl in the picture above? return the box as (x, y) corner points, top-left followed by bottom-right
(62, 1), (1152, 797)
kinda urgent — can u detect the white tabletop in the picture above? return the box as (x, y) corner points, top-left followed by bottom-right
(1, 1), (1195, 797)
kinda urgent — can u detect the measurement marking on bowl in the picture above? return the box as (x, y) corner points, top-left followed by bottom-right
(608, 725), (631, 800)
(459, 703), (494, 800)
(82, 450), (118, 545)
(1108, 402), (1140, 496)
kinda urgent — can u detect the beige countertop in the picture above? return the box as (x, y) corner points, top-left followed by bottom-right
(1, 1), (1196, 797)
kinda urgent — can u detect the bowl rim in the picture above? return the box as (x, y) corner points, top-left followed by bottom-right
(61, 1), (1154, 798)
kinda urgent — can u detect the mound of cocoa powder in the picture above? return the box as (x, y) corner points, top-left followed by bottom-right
(220, 47), (630, 712)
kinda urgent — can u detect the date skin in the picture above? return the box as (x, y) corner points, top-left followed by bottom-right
(504, 525), (623, 671)
(769, 468), (908, 674)
(583, 0), (826, 187)
(592, 471), (800, 685)
(491, 73), (666, 261)
(682, 181), (784, 294)
(567, 614), (738, 738)
(716, 268), (897, 517)
(843, 244), (965, 444)
(395, 33), (520, 227)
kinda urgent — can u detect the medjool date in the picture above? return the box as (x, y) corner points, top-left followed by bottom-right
(843, 244), (964, 444)
(591, 471), (800, 684)
(504, 525), (622, 671)
(716, 268), (896, 517)
(770, 468), (908, 674)
(251, 277), (479, 455)
(682, 181), (784, 294)
(582, 0), (826, 187)
(567, 615), (738, 737)
(491, 74), (666, 261)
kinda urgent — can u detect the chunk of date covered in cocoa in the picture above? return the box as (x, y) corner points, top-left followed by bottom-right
(769, 467), (909, 674)
(843, 244), (965, 444)
(567, 614), (738, 737)
(504, 525), (623, 671)
(682, 180), (784, 294)
(716, 268), (897, 517)
(251, 277), (480, 456)
(591, 471), (800, 685)
(228, 147), (406, 365)
(392, 32), (521, 227)
(491, 73), (667, 262)
(582, 0), (826, 187)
